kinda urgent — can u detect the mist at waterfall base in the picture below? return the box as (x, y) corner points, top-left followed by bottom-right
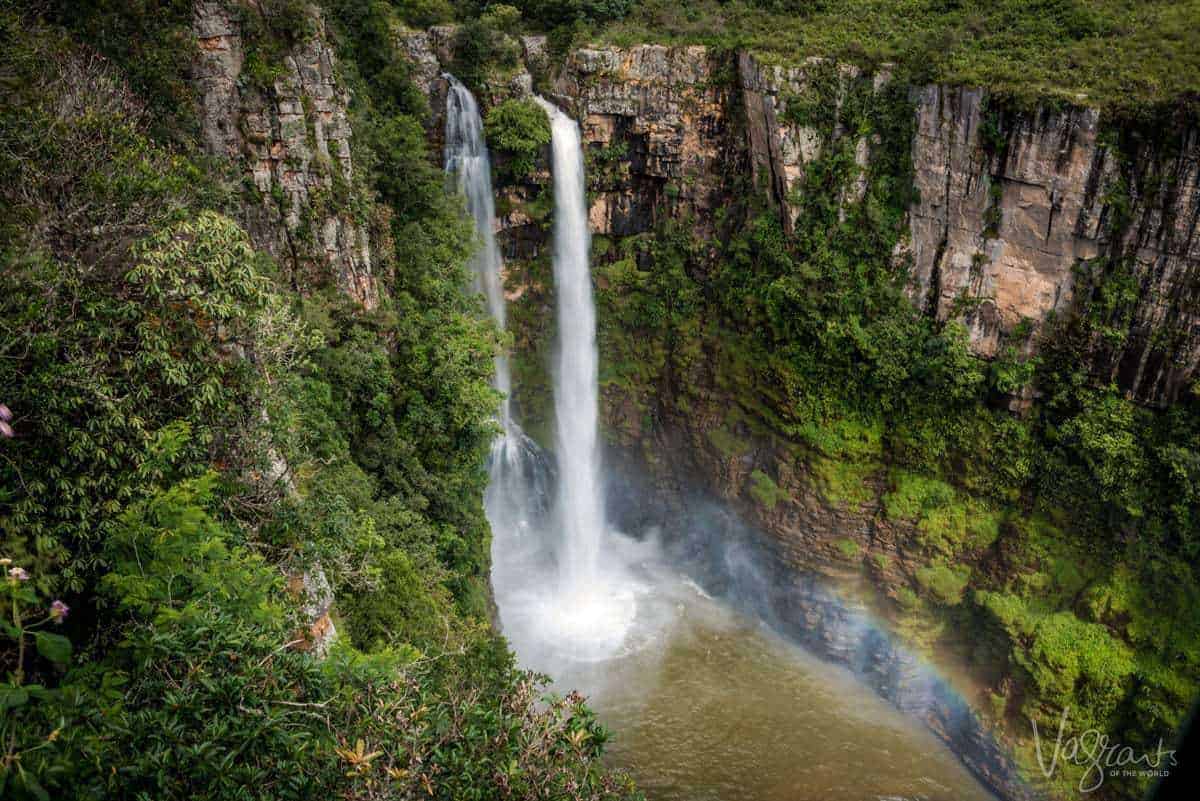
(445, 83), (996, 800)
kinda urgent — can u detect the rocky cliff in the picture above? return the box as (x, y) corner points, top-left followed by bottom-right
(193, 0), (376, 308)
(402, 34), (1200, 407)
(907, 87), (1200, 404)
(190, 2), (381, 652)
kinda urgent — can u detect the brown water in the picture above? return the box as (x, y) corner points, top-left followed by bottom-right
(526, 575), (995, 801)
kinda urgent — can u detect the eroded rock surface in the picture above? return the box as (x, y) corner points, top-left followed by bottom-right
(193, 1), (376, 307)
(908, 86), (1200, 403)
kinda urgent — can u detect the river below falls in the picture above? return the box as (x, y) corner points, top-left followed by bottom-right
(495, 531), (996, 801)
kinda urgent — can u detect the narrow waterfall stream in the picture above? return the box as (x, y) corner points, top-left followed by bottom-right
(445, 76), (512, 424)
(448, 84), (997, 801)
(444, 75), (551, 545)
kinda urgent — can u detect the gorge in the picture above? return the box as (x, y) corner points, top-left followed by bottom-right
(3, 3), (1198, 801)
(408, 20), (1200, 801)
(450, 71), (1002, 801)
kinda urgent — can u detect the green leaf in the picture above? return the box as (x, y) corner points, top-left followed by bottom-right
(19, 772), (50, 801)
(0, 685), (29, 708)
(34, 631), (72, 664)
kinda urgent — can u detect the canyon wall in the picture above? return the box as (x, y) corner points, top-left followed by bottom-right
(192, 1), (376, 307)
(402, 34), (1200, 407)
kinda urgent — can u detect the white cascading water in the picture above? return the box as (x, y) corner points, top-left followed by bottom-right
(506, 96), (640, 662)
(444, 76), (512, 426)
(446, 79), (644, 670)
(444, 76), (550, 548)
(534, 96), (606, 589)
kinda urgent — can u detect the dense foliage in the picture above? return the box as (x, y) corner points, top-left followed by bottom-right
(600, 0), (1200, 115)
(441, 0), (1200, 114)
(486, 98), (552, 181)
(1, 3), (637, 799)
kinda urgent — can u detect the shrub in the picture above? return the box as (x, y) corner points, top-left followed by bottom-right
(1019, 612), (1136, 731)
(1057, 388), (1147, 517)
(3, 476), (640, 800)
(883, 471), (998, 556)
(485, 97), (551, 180)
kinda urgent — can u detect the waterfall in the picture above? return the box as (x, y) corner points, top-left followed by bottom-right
(443, 76), (550, 543)
(444, 76), (513, 426)
(446, 80), (637, 667)
(534, 96), (606, 591)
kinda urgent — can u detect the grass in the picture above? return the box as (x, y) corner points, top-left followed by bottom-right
(812, 455), (878, 509)
(589, 0), (1200, 114)
(834, 538), (861, 560)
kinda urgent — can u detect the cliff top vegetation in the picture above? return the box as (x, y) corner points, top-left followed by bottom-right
(436, 0), (1200, 114)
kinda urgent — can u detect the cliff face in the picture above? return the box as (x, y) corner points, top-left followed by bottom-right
(190, 2), (379, 652)
(192, 1), (376, 308)
(907, 87), (1200, 404)
(403, 35), (1200, 407)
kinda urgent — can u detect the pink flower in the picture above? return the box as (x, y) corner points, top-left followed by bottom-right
(8, 566), (29, 581)
(50, 600), (70, 623)
(0, 403), (11, 422)
(0, 420), (12, 438)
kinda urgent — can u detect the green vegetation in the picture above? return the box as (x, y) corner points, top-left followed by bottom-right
(833, 538), (861, 561)
(593, 0), (1200, 114)
(707, 426), (752, 459)
(915, 563), (970, 606)
(486, 97), (552, 181)
(813, 457), (876, 509)
(449, 1), (1200, 113)
(1, 3), (637, 799)
(3, 474), (628, 800)
(884, 472), (1000, 557)
(748, 469), (789, 510)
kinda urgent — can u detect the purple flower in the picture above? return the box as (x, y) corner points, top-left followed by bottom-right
(8, 566), (29, 581)
(50, 600), (70, 623)
(0, 420), (12, 438)
(0, 403), (11, 422)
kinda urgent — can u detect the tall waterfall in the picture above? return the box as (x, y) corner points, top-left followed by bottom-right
(444, 76), (549, 543)
(444, 76), (513, 425)
(448, 81), (638, 667)
(535, 96), (607, 590)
